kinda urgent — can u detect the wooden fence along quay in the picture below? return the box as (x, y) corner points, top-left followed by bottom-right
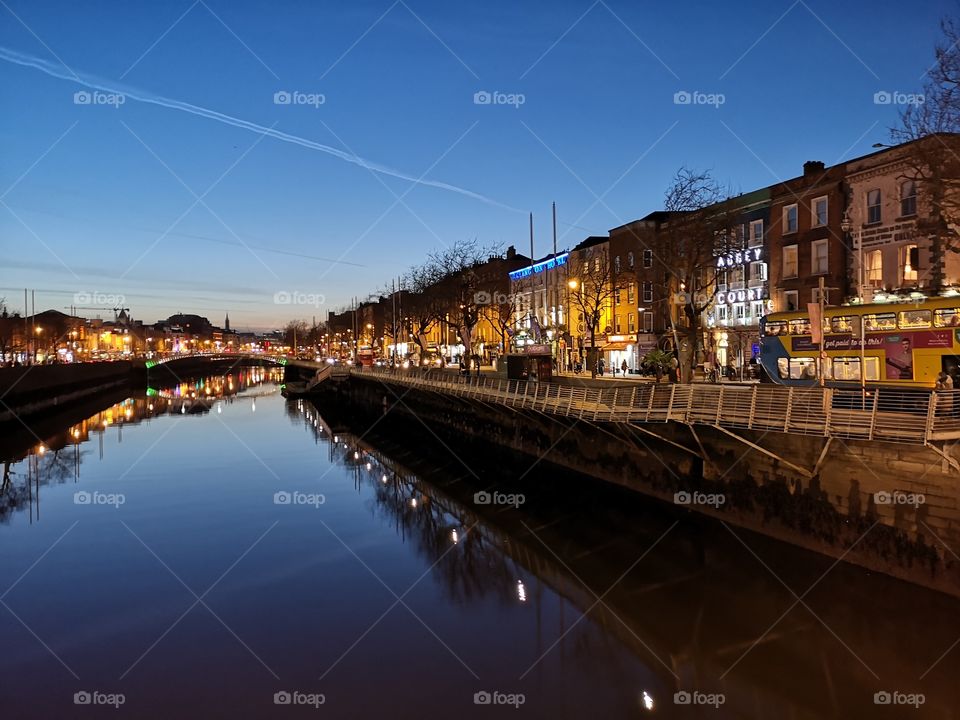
(341, 366), (960, 475)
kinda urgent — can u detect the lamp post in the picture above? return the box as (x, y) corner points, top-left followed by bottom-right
(568, 279), (579, 368)
(841, 212), (866, 403)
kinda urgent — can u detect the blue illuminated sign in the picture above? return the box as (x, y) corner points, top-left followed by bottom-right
(509, 252), (569, 281)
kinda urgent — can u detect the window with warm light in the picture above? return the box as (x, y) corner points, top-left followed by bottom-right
(902, 244), (918, 282)
(866, 250), (883, 284)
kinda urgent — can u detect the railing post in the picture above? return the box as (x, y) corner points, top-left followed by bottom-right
(926, 390), (938, 442)
(823, 388), (833, 436)
(784, 387), (794, 432)
(869, 391), (879, 441)
(612, 388), (620, 421)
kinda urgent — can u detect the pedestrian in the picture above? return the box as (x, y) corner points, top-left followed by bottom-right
(670, 354), (679, 383)
(598, 358), (605, 376)
(621, 359), (628, 376)
(937, 371), (954, 419)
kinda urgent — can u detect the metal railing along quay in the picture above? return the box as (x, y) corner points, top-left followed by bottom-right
(348, 366), (960, 446)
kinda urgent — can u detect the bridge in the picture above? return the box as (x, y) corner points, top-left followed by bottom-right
(147, 352), (324, 369)
(337, 366), (960, 475)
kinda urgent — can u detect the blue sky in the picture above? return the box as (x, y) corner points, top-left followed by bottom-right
(0, 0), (951, 329)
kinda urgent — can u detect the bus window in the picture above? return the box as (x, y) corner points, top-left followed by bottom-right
(899, 309), (931, 329)
(830, 357), (880, 381)
(863, 313), (896, 331)
(934, 308), (960, 327)
(789, 319), (811, 335)
(789, 357), (816, 379)
(777, 357), (788, 378)
(764, 321), (786, 336)
(830, 316), (854, 334)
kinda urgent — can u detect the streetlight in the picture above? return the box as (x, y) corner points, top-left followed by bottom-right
(842, 211), (867, 403)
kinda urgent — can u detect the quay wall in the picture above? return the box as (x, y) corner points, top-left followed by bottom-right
(324, 374), (960, 598)
(0, 362), (140, 423)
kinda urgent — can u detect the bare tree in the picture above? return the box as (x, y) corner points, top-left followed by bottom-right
(404, 263), (443, 365)
(568, 243), (620, 378)
(891, 16), (960, 292)
(426, 239), (500, 373)
(282, 320), (309, 351)
(647, 168), (735, 382)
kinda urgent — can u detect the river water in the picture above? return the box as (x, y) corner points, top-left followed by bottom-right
(1, 368), (958, 718)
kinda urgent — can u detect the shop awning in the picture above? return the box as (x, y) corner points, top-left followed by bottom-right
(603, 342), (630, 351)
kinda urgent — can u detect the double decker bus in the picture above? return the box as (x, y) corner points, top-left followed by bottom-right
(759, 297), (960, 389)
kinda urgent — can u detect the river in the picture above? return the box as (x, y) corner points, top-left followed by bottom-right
(1, 368), (958, 718)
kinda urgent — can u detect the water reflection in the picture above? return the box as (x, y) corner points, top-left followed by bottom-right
(0, 368), (283, 524)
(1, 377), (958, 718)
(287, 397), (960, 719)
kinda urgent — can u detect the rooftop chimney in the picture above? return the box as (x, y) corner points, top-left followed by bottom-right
(506, 245), (516, 259)
(803, 160), (825, 176)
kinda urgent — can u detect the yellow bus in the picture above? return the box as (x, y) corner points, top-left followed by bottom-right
(759, 296), (960, 389)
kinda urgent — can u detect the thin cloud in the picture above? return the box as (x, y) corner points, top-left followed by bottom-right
(0, 45), (524, 214)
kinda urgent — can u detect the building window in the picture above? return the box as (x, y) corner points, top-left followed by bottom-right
(902, 244), (919, 282)
(615, 315), (622, 333)
(812, 196), (828, 227)
(642, 249), (653, 268)
(783, 290), (799, 312)
(749, 219), (763, 247)
(643, 312), (653, 332)
(627, 283), (635, 304)
(717, 305), (728, 323)
(615, 255), (621, 273)
(812, 239), (828, 274)
(867, 189), (882, 224)
(783, 244), (798, 278)
(784, 204), (798, 233)
(901, 181), (917, 217)
(866, 249), (882, 284)
(751, 300), (765, 319)
(627, 313), (635, 333)
(751, 261), (768, 282)
(642, 282), (653, 303)
(627, 251), (635, 267)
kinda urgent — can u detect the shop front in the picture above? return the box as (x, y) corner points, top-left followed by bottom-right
(603, 334), (635, 374)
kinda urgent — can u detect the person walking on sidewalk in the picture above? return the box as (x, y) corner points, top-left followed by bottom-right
(621, 359), (628, 376)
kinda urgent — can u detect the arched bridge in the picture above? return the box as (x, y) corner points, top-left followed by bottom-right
(145, 353), (330, 378)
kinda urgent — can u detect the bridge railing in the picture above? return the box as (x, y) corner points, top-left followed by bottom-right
(351, 366), (960, 444)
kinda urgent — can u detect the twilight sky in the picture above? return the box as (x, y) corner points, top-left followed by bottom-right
(0, 0), (951, 330)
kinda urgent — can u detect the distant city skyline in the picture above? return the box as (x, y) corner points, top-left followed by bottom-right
(1, 0), (951, 328)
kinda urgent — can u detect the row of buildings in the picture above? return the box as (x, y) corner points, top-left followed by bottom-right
(326, 136), (957, 373)
(508, 137), (958, 372)
(0, 309), (270, 364)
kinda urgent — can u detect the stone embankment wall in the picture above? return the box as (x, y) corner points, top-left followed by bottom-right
(327, 375), (960, 597)
(0, 362), (139, 423)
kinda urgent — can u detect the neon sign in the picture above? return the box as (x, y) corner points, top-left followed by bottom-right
(717, 247), (762, 268)
(509, 253), (569, 281)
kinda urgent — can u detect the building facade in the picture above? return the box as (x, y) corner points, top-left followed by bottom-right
(768, 161), (850, 314)
(706, 187), (771, 369)
(843, 140), (960, 300)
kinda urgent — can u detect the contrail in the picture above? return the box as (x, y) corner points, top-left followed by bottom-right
(0, 46), (524, 213)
